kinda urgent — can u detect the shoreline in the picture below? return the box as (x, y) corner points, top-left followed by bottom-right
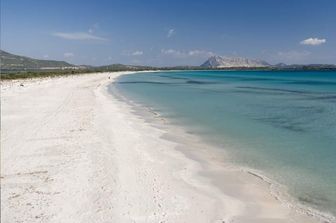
(1, 71), (333, 222)
(110, 72), (335, 223)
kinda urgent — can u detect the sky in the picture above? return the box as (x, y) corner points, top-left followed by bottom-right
(1, 0), (335, 66)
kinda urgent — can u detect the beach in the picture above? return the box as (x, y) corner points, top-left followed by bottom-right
(1, 72), (326, 223)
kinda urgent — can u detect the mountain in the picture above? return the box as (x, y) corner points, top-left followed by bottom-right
(0, 50), (76, 70)
(201, 55), (270, 68)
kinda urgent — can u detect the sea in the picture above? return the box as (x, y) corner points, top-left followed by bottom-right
(111, 70), (336, 220)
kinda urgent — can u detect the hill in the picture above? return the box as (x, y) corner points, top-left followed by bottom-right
(0, 50), (76, 70)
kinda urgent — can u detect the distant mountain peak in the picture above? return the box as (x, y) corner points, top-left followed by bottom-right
(201, 55), (270, 68)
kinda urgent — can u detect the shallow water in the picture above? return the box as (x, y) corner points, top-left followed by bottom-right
(112, 70), (336, 218)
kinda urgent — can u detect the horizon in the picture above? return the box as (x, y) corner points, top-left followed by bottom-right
(2, 49), (336, 68)
(1, 0), (335, 66)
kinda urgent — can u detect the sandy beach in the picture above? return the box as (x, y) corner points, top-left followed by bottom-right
(1, 72), (326, 223)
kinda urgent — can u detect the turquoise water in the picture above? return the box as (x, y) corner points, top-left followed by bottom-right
(112, 70), (336, 218)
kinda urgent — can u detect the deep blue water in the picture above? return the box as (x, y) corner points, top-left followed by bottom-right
(112, 70), (336, 218)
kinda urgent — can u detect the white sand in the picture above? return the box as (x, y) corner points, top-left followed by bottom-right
(1, 72), (325, 223)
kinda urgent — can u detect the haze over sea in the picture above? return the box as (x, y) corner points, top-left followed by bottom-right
(113, 70), (336, 218)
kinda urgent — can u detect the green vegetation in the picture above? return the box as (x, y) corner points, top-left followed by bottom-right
(1, 70), (94, 80)
(1, 64), (159, 80)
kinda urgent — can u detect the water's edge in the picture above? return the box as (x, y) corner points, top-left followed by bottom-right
(107, 72), (335, 223)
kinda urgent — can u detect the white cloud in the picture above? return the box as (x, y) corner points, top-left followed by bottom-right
(161, 49), (183, 57)
(53, 32), (107, 41)
(64, 52), (74, 58)
(122, 50), (144, 56)
(167, 28), (175, 38)
(132, 51), (143, 56)
(300, 38), (326, 46)
(161, 49), (214, 58)
(188, 50), (215, 57)
(277, 50), (311, 61)
(43, 54), (49, 59)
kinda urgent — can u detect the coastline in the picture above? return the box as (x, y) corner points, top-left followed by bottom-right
(110, 72), (335, 223)
(1, 71), (333, 222)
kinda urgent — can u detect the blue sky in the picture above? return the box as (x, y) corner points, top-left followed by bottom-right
(1, 0), (335, 66)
